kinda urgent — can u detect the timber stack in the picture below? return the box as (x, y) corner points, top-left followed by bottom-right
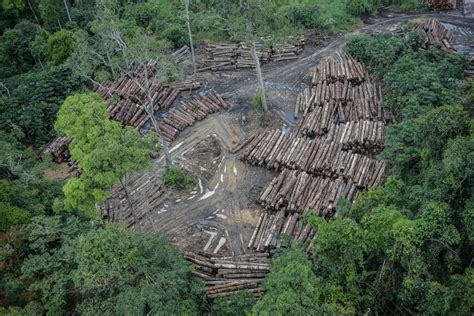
(173, 45), (190, 63)
(156, 91), (231, 142)
(43, 136), (72, 163)
(234, 51), (390, 251)
(184, 251), (270, 299)
(416, 18), (455, 52)
(237, 128), (387, 177)
(198, 37), (304, 72)
(310, 52), (367, 85)
(97, 61), (201, 129)
(424, 0), (456, 10)
(247, 210), (314, 251)
(257, 168), (384, 215)
(99, 169), (166, 229)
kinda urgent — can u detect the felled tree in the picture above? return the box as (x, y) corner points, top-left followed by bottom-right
(55, 93), (151, 218)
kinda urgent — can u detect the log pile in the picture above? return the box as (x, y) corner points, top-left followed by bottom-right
(99, 170), (166, 229)
(415, 18), (456, 52)
(310, 52), (368, 86)
(184, 251), (270, 299)
(297, 120), (388, 153)
(238, 128), (386, 179)
(198, 37), (305, 72)
(97, 61), (201, 129)
(247, 211), (314, 251)
(258, 168), (385, 216)
(424, 0), (456, 10)
(173, 45), (190, 63)
(43, 136), (71, 163)
(234, 51), (390, 250)
(156, 91), (231, 142)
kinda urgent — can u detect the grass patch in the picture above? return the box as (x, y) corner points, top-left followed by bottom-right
(251, 94), (270, 127)
(163, 167), (196, 191)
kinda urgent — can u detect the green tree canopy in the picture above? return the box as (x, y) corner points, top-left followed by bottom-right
(55, 93), (152, 217)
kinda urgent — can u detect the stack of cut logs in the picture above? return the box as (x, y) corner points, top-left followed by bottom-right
(248, 211), (314, 251)
(198, 37), (305, 72)
(234, 51), (390, 250)
(99, 169), (166, 229)
(173, 45), (190, 63)
(184, 251), (269, 299)
(156, 91), (231, 142)
(424, 0), (456, 10)
(258, 169), (378, 216)
(416, 18), (456, 53)
(236, 129), (386, 181)
(97, 61), (201, 129)
(43, 136), (71, 163)
(310, 52), (367, 85)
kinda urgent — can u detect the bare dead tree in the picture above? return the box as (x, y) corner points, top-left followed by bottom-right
(184, 0), (197, 74)
(0, 82), (10, 96)
(63, 0), (72, 23)
(251, 42), (268, 112)
(27, 0), (41, 26)
(120, 174), (141, 231)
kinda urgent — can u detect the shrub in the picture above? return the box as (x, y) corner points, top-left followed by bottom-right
(47, 30), (74, 65)
(163, 167), (196, 190)
(251, 94), (270, 126)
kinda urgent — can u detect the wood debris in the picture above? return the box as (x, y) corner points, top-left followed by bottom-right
(184, 251), (270, 299)
(155, 91), (231, 142)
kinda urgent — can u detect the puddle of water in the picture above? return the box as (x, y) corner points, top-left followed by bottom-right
(199, 188), (216, 200)
(198, 178), (203, 193)
(170, 141), (184, 153)
(157, 207), (168, 215)
(203, 230), (217, 251)
(213, 237), (226, 254)
(441, 22), (457, 30)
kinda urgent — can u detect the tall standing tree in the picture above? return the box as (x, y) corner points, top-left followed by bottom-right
(251, 41), (268, 111)
(69, 1), (178, 167)
(184, 0), (197, 74)
(55, 93), (152, 218)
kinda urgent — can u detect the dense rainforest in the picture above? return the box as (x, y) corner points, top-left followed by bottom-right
(1, 0), (472, 315)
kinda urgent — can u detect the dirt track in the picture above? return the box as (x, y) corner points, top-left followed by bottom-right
(135, 11), (473, 256)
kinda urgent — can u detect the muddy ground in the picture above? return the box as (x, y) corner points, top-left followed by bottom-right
(130, 11), (473, 256)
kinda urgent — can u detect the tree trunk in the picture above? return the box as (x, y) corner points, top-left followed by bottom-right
(148, 109), (173, 168)
(120, 177), (141, 230)
(63, 0), (72, 23)
(27, 0), (41, 26)
(251, 42), (268, 112)
(184, 0), (197, 75)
